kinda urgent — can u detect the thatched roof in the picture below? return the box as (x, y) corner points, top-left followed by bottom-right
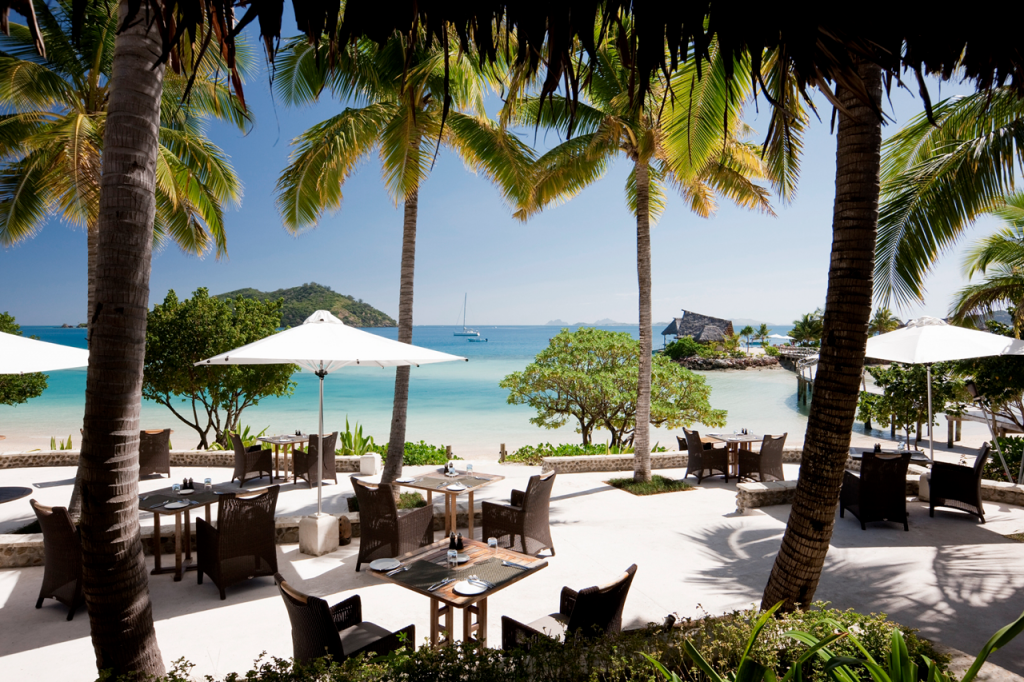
(662, 310), (734, 340)
(697, 325), (725, 343)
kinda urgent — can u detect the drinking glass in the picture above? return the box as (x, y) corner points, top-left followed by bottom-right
(487, 537), (498, 556)
(204, 477), (213, 492)
(466, 463), (474, 473)
(447, 549), (459, 569)
(172, 483), (181, 496)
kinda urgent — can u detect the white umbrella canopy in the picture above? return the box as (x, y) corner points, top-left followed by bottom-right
(768, 333), (792, 339)
(0, 330), (89, 374)
(865, 316), (1024, 472)
(196, 310), (467, 515)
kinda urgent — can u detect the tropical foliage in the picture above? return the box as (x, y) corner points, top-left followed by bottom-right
(500, 327), (726, 446)
(789, 309), (824, 346)
(868, 308), (902, 336)
(755, 323), (771, 348)
(505, 441), (668, 465)
(860, 363), (966, 444)
(739, 325), (755, 351)
(952, 319), (1024, 430)
(143, 289), (296, 449)
(216, 283), (395, 328)
(0, 312), (47, 406)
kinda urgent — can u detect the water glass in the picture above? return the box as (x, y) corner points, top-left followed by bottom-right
(172, 483), (181, 496)
(487, 537), (498, 556)
(203, 477), (213, 492)
(466, 463), (474, 473)
(447, 549), (459, 569)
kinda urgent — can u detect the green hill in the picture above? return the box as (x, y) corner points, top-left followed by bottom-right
(215, 283), (396, 328)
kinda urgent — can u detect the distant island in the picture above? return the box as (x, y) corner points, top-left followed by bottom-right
(215, 283), (396, 328)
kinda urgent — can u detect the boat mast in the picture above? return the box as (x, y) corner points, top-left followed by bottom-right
(463, 293), (467, 331)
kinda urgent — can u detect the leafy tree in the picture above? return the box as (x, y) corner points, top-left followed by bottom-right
(143, 289), (296, 449)
(755, 323), (771, 348)
(500, 328), (726, 446)
(790, 309), (824, 347)
(952, 319), (1024, 430)
(739, 326), (755, 352)
(664, 336), (704, 360)
(0, 312), (47, 405)
(868, 308), (901, 336)
(275, 31), (531, 486)
(863, 362), (965, 444)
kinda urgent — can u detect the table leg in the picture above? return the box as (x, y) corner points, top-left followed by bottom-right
(430, 598), (454, 648)
(444, 494), (452, 535)
(184, 509), (192, 562)
(274, 444), (281, 480)
(468, 491), (475, 539)
(463, 598), (487, 645)
(151, 512), (163, 574)
(174, 512), (183, 582)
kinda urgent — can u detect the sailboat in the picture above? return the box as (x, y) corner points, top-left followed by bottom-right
(453, 293), (480, 336)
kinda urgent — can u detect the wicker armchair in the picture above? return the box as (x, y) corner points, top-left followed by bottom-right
(482, 471), (556, 556)
(275, 573), (414, 664)
(230, 432), (273, 487)
(30, 499), (83, 620)
(738, 433), (787, 483)
(840, 452), (911, 531)
(139, 429), (171, 478)
(350, 477), (433, 571)
(501, 564), (637, 650)
(293, 432), (339, 487)
(683, 428), (729, 483)
(196, 485), (280, 599)
(928, 442), (991, 523)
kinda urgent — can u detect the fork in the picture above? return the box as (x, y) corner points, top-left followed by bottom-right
(386, 565), (408, 577)
(427, 577), (455, 592)
(468, 575), (494, 589)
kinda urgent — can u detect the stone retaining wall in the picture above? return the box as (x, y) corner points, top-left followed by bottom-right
(0, 450), (364, 471)
(676, 356), (780, 371)
(541, 447), (803, 474)
(736, 470), (926, 513)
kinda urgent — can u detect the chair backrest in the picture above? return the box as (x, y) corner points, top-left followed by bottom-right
(30, 499), (80, 569)
(858, 452), (911, 511)
(351, 477), (398, 531)
(522, 471), (556, 516)
(230, 432), (247, 456)
(307, 432), (339, 459)
(566, 564), (637, 637)
(973, 442), (992, 477)
(275, 574), (345, 663)
(217, 485), (280, 540)
(759, 433), (787, 465)
(139, 429), (170, 453)
(676, 435), (686, 451)
(683, 428), (704, 456)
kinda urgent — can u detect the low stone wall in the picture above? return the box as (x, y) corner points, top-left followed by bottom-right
(918, 475), (1024, 508)
(736, 470), (925, 513)
(677, 356), (780, 371)
(541, 447), (803, 474)
(0, 450), (364, 472)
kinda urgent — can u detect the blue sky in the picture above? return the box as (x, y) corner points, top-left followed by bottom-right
(0, 24), (1000, 327)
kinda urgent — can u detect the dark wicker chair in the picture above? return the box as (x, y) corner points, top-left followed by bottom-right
(501, 564), (637, 650)
(230, 432), (273, 487)
(683, 427), (729, 483)
(30, 499), (83, 620)
(738, 433), (787, 483)
(929, 442), (991, 523)
(139, 429), (171, 478)
(840, 452), (911, 530)
(482, 471), (556, 556)
(274, 573), (414, 664)
(350, 477), (433, 571)
(197, 485), (280, 599)
(293, 432), (339, 487)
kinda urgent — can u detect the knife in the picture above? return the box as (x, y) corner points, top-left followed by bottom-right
(427, 577), (455, 592)
(501, 560), (531, 570)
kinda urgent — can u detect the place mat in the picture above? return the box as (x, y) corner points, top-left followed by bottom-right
(391, 557), (528, 592)
(415, 474), (486, 489)
(139, 493), (214, 512)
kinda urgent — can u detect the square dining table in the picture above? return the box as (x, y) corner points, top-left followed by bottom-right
(139, 488), (219, 581)
(393, 469), (503, 537)
(706, 432), (763, 476)
(257, 434), (309, 481)
(370, 538), (547, 648)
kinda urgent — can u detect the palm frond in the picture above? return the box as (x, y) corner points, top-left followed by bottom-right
(949, 265), (1024, 326)
(961, 224), (1024, 278)
(518, 132), (615, 221)
(626, 161), (668, 224)
(445, 111), (537, 212)
(0, 147), (59, 245)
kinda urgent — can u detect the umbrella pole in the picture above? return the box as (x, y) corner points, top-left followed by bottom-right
(927, 364), (934, 460)
(317, 364), (326, 516)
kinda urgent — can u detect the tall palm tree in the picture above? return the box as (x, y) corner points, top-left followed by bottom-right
(868, 307), (901, 335)
(790, 309), (824, 346)
(755, 322), (771, 348)
(0, 0), (247, 333)
(875, 89), (1024, 306)
(739, 325), (755, 352)
(505, 36), (789, 482)
(275, 33), (532, 485)
(949, 205), (1024, 336)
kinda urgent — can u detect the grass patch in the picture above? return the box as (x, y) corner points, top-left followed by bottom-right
(606, 475), (693, 496)
(1006, 533), (1024, 543)
(505, 442), (667, 465)
(347, 491), (427, 513)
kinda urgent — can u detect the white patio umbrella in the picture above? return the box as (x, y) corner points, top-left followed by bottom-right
(865, 316), (1024, 474)
(0, 330), (89, 374)
(196, 310), (466, 516)
(768, 334), (793, 339)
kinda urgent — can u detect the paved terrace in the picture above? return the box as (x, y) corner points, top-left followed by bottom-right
(2, 448), (1024, 680)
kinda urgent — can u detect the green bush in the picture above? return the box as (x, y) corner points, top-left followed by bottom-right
(347, 491), (425, 513)
(369, 440), (457, 466)
(984, 436), (1024, 482)
(505, 441), (667, 465)
(665, 336), (704, 359)
(763, 344), (780, 357)
(124, 603), (952, 682)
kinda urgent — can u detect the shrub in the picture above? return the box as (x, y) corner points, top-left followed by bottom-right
(347, 491), (425, 513)
(763, 345), (780, 357)
(506, 441), (667, 465)
(984, 436), (1024, 482)
(369, 440), (456, 466)
(665, 336), (704, 359)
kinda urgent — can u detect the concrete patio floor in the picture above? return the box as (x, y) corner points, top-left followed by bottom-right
(3, 453), (1024, 681)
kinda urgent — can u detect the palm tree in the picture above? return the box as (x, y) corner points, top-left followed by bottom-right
(739, 325), (755, 352)
(0, 0), (246, 334)
(505, 35), (788, 482)
(949, 209), (1024, 336)
(875, 89), (1024, 307)
(868, 307), (901, 336)
(789, 309), (824, 347)
(755, 322), (771, 348)
(275, 33), (533, 485)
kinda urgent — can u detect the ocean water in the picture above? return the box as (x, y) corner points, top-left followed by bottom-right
(1, 324), (804, 454)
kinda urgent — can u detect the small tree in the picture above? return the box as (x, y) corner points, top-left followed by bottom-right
(0, 312), (47, 405)
(790, 309), (824, 347)
(868, 308), (901, 336)
(143, 289), (296, 448)
(755, 323), (771, 349)
(500, 328), (726, 446)
(953, 319), (1024, 429)
(866, 362), (965, 445)
(739, 325), (755, 352)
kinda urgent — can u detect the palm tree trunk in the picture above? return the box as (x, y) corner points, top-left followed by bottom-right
(633, 158), (653, 483)
(382, 150), (421, 485)
(79, 1), (165, 675)
(68, 226), (99, 519)
(762, 60), (882, 610)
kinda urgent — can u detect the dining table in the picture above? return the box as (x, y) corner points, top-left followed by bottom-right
(257, 434), (309, 481)
(370, 538), (547, 648)
(393, 469), (504, 537)
(852, 449), (932, 465)
(139, 487), (219, 581)
(706, 432), (763, 476)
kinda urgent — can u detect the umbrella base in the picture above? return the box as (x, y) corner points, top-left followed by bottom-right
(299, 514), (339, 557)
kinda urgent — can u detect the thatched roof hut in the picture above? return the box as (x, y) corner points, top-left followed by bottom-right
(661, 310), (734, 343)
(697, 325), (726, 343)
